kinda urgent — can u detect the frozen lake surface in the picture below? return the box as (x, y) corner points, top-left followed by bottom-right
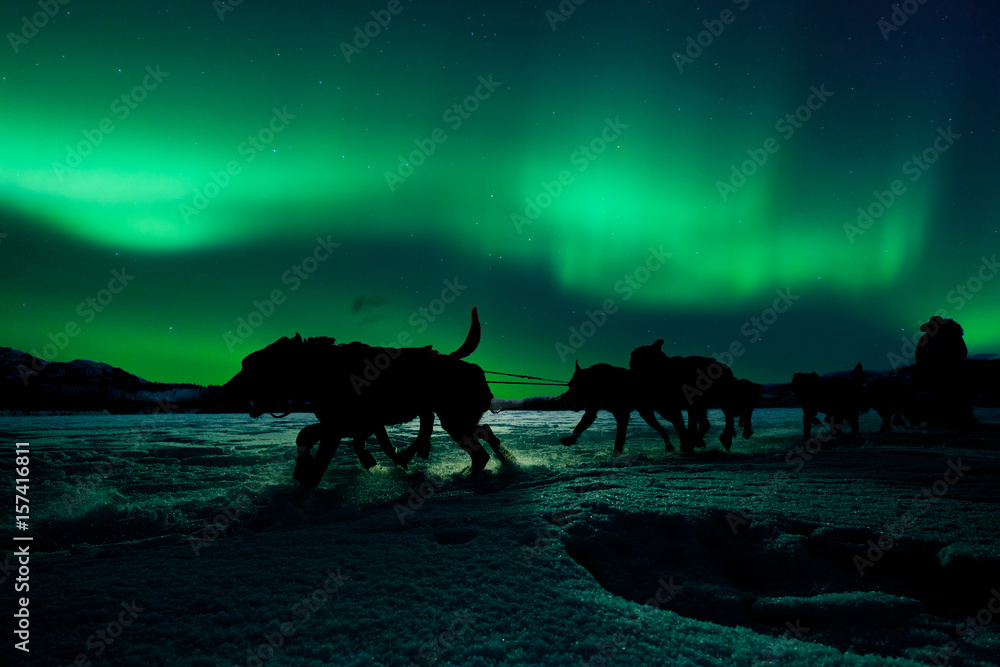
(3, 409), (999, 666)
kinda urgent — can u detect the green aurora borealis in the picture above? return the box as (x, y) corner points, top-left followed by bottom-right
(2, 0), (999, 397)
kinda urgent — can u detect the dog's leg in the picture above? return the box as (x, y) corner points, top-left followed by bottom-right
(801, 411), (814, 439)
(437, 419), (497, 475)
(692, 409), (710, 440)
(637, 409), (673, 452)
(415, 412), (434, 459)
(350, 434), (379, 470)
(560, 409), (598, 446)
(294, 423), (326, 485)
(847, 413), (861, 439)
(683, 410), (693, 436)
(395, 444), (418, 468)
(476, 423), (516, 466)
(878, 408), (893, 433)
(659, 407), (696, 453)
(455, 431), (489, 475)
(295, 423), (325, 452)
(717, 387), (742, 446)
(310, 429), (344, 487)
(611, 410), (630, 454)
(373, 426), (404, 468)
(687, 409), (710, 448)
(396, 413), (436, 467)
(720, 409), (736, 451)
(826, 414), (843, 437)
(741, 406), (755, 439)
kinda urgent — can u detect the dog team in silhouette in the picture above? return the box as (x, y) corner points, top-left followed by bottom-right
(223, 310), (995, 486)
(224, 308), (511, 483)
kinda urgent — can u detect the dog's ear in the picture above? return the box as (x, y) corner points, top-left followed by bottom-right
(653, 339), (664, 350)
(575, 360), (581, 371)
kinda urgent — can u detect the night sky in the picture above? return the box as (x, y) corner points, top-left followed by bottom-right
(2, 0), (998, 398)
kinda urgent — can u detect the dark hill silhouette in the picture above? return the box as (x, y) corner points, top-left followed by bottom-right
(0, 347), (232, 414)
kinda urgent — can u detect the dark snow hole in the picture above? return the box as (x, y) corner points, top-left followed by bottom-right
(562, 509), (1000, 658)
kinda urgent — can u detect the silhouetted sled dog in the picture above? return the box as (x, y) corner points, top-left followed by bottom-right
(630, 340), (742, 452)
(675, 369), (758, 448)
(223, 307), (508, 486)
(732, 378), (761, 439)
(861, 374), (912, 433)
(791, 363), (865, 439)
(557, 361), (684, 454)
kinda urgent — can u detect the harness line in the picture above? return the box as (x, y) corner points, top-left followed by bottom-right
(486, 380), (567, 386)
(483, 370), (568, 385)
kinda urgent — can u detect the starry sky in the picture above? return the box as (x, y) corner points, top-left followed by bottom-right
(1, 0), (998, 398)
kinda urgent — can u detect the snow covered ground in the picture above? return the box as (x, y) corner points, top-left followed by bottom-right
(3, 409), (1000, 666)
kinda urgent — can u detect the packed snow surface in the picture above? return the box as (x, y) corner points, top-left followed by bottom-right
(3, 409), (999, 666)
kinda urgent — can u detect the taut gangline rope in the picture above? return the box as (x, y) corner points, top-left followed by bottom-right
(263, 369), (568, 416)
(483, 370), (568, 386)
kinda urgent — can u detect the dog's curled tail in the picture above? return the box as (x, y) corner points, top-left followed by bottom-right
(449, 307), (481, 359)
